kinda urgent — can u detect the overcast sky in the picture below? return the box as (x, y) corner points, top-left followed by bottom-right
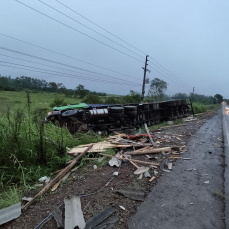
(0, 0), (228, 97)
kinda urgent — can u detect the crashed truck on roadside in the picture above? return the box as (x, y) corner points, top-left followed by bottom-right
(46, 100), (192, 134)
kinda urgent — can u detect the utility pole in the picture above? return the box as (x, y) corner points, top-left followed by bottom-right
(141, 55), (150, 102)
(192, 87), (195, 99)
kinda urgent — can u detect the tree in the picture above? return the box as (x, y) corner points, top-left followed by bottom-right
(75, 84), (89, 99)
(148, 78), (168, 101)
(214, 94), (223, 104)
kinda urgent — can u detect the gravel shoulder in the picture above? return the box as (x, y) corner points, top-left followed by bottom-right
(129, 109), (225, 229)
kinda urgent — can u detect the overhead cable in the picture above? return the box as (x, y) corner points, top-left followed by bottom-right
(55, 0), (147, 56)
(38, 0), (145, 59)
(0, 46), (140, 85)
(0, 32), (140, 80)
(15, 0), (144, 64)
(0, 53), (141, 85)
(0, 62), (141, 86)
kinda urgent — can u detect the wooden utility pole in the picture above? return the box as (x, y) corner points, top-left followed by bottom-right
(141, 55), (150, 102)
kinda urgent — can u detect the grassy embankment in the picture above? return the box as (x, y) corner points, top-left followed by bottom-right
(0, 91), (114, 209)
(191, 102), (220, 114)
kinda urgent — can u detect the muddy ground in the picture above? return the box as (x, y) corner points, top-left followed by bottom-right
(2, 111), (221, 229)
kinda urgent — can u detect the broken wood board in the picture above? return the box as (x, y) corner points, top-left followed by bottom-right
(99, 153), (159, 166)
(127, 147), (171, 155)
(145, 123), (156, 147)
(22, 145), (93, 211)
(65, 196), (85, 229)
(68, 141), (132, 155)
(149, 176), (156, 182)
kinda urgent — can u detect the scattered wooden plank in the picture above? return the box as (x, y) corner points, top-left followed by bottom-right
(149, 176), (156, 182)
(99, 153), (159, 166)
(22, 145), (93, 212)
(169, 156), (182, 159)
(145, 123), (156, 147)
(127, 147), (171, 155)
(120, 151), (139, 169)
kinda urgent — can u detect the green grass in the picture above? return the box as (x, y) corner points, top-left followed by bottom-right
(0, 91), (81, 112)
(0, 91), (104, 207)
(191, 102), (220, 114)
(0, 187), (20, 209)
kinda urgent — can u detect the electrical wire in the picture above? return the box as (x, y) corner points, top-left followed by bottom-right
(54, 0), (192, 89)
(15, 0), (144, 64)
(34, 162), (122, 229)
(148, 62), (191, 88)
(0, 53), (141, 85)
(55, 0), (147, 56)
(148, 64), (191, 90)
(38, 0), (145, 59)
(0, 32), (141, 80)
(148, 59), (193, 87)
(0, 46), (141, 85)
(0, 63), (141, 86)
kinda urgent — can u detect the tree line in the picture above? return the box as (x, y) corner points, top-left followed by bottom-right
(0, 75), (224, 104)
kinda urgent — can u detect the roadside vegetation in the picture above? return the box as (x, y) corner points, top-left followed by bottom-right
(0, 75), (224, 209)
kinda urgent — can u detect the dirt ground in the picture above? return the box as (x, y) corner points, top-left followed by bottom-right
(1, 111), (219, 229)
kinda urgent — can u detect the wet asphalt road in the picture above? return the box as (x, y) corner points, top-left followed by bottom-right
(129, 109), (225, 229)
(223, 104), (229, 229)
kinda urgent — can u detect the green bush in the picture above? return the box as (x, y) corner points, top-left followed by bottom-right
(82, 94), (102, 104)
(191, 103), (219, 113)
(50, 96), (67, 108)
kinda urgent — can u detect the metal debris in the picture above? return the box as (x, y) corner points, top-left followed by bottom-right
(85, 207), (116, 229)
(54, 208), (64, 228)
(0, 203), (21, 226)
(138, 173), (143, 179)
(144, 171), (151, 178)
(64, 196), (85, 229)
(134, 166), (149, 175)
(109, 153), (122, 167)
(117, 186), (145, 201)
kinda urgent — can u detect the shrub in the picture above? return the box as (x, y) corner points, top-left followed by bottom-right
(50, 96), (67, 108)
(82, 94), (102, 104)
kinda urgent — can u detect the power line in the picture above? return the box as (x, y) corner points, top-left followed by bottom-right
(0, 32), (140, 80)
(148, 59), (193, 87)
(55, 0), (192, 89)
(0, 53), (141, 85)
(0, 62), (141, 86)
(38, 0), (145, 59)
(15, 0), (144, 64)
(148, 62), (191, 88)
(148, 63), (191, 89)
(148, 63), (191, 90)
(0, 46), (141, 85)
(55, 0), (147, 56)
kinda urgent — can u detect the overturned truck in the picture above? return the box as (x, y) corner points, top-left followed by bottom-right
(47, 99), (192, 133)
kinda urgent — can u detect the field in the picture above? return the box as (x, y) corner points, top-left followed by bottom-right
(0, 91), (81, 112)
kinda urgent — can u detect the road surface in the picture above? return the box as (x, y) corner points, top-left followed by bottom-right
(129, 109), (225, 229)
